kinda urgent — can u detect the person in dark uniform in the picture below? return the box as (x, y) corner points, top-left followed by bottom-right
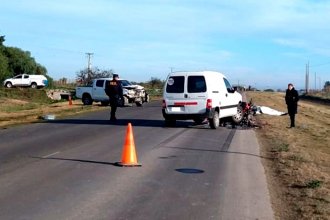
(105, 74), (123, 121)
(285, 83), (299, 128)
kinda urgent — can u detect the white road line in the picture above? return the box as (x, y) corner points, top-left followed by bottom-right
(42, 151), (60, 158)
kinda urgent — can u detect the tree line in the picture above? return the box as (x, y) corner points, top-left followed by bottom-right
(0, 35), (52, 84)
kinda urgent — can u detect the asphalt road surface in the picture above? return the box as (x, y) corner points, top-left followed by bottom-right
(0, 101), (274, 220)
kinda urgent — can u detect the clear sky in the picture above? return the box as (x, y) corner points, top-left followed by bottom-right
(1, 0), (329, 90)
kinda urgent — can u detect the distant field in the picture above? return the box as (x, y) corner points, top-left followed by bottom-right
(247, 91), (330, 220)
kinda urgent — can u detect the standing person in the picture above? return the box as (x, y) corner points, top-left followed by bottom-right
(285, 83), (299, 128)
(105, 74), (123, 121)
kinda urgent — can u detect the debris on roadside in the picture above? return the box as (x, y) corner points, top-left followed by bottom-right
(46, 89), (71, 100)
(40, 114), (56, 120)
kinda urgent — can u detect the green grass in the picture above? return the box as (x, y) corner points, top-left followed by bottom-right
(305, 180), (323, 189)
(1, 103), (39, 112)
(271, 143), (290, 152)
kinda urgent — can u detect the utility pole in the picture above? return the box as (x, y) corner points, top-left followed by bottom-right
(305, 62), (309, 94)
(315, 72), (317, 91)
(86, 52), (93, 81)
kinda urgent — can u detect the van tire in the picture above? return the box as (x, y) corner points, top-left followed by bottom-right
(164, 118), (176, 127)
(232, 106), (243, 124)
(209, 111), (219, 129)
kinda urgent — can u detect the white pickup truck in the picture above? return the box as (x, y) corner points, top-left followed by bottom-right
(75, 78), (149, 106)
(3, 74), (48, 89)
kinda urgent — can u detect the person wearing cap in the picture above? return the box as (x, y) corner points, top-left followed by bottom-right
(285, 83), (299, 128)
(105, 74), (123, 121)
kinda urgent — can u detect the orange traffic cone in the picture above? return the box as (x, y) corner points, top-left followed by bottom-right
(68, 95), (72, 106)
(117, 123), (141, 167)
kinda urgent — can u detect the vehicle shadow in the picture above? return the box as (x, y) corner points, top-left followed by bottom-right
(43, 118), (200, 128)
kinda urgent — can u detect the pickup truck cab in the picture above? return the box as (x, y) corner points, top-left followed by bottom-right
(75, 78), (149, 106)
(3, 74), (48, 89)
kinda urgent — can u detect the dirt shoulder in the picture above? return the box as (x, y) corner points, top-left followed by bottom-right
(247, 91), (330, 220)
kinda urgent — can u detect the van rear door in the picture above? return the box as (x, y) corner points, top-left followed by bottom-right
(164, 74), (207, 115)
(164, 75), (187, 114)
(185, 75), (207, 114)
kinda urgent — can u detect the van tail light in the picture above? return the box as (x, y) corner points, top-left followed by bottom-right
(206, 99), (212, 109)
(162, 100), (166, 109)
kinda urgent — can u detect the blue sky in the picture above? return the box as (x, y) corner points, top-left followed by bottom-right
(1, 0), (330, 89)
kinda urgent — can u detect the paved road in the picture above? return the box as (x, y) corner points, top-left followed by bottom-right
(0, 101), (274, 220)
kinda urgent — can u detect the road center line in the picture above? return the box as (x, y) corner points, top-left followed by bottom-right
(42, 151), (60, 158)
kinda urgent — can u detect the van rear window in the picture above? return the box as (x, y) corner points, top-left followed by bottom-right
(166, 76), (184, 93)
(188, 76), (206, 93)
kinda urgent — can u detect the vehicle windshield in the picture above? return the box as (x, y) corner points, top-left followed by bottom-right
(120, 80), (132, 86)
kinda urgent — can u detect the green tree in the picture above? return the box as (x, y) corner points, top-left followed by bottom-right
(0, 35), (5, 46)
(4, 47), (38, 76)
(148, 77), (164, 89)
(0, 52), (10, 82)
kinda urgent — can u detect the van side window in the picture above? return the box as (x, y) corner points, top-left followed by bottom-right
(166, 76), (184, 93)
(223, 78), (234, 93)
(96, 80), (104, 87)
(188, 76), (206, 93)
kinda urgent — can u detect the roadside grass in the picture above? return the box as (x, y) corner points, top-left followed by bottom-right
(247, 91), (330, 220)
(0, 88), (104, 128)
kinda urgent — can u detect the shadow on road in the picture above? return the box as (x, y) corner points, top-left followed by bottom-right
(164, 146), (272, 160)
(31, 156), (123, 167)
(42, 118), (215, 129)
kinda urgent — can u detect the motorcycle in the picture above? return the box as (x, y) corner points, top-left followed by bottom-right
(232, 99), (257, 127)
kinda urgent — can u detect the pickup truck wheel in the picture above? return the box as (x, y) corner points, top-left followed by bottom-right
(209, 111), (219, 129)
(31, 83), (37, 89)
(82, 95), (93, 105)
(5, 82), (13, 88)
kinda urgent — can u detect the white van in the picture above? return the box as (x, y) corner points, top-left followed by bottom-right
(162, 71), (242, 129)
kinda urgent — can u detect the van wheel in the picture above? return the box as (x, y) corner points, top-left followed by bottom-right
(232, 106), (243, 124)
(209, 111), (220, 129)
(164, 119), (176, 127)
